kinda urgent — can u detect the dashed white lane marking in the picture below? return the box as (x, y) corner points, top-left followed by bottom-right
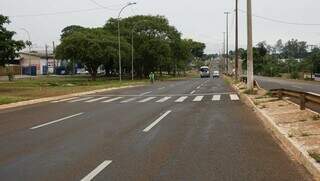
(102, 97), (123, 103)
(121, 97), (137, 103)
(196, 86), (201, 89)
(212, 95), (221, 101)
(81, 160), (112, 181)
(292, 85), (303, 89)
(230, 94), (240, 101)
(143, 110), (172, 132)
(156, 97), (171, 103)
(138, 97), (157, 103)
(69, 97), (94, 103)
(175, 96), (188, 102)
(85, 97), (109, 103)
(51, 97), (79, 103)
(139, 91), (152, 96)
(193, 96), (204, 102)
(30, 112), (84, 130)
(190, 90), (196, 94)
(158, 87), (166, 90)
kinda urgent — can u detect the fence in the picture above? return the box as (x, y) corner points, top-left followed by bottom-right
(0, 65), (22, 76)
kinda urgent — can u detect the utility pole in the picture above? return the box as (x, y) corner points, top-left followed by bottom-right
(52, 41), (56, 74)
(247, 0), (254, 90)
(45, 44), (48, 75)
(223, 32), (226, 73)
(235, 0), (239, 80)
(224, 12), (230, 74)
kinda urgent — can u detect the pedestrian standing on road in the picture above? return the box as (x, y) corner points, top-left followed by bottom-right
(149, 72), (155, 84)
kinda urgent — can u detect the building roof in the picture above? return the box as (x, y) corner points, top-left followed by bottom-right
(19, 51), (54, 59)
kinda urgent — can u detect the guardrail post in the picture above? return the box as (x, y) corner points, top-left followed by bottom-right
(277, 90), (283, 100)
(300, 93), (306, 110)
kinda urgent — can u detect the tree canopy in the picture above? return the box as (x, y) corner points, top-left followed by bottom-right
(56, 15), (206, 80)
(0, 15), (25, 66)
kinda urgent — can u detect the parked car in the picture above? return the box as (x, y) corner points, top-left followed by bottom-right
(200, 66), (210, 78)
(212, 71), (220, 78)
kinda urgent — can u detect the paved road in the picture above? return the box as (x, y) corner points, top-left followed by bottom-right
(0, 78), (313, 180)
(255, 76), (320, 113)
(255, 76), (320, 94)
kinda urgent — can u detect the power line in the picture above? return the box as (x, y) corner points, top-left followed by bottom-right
(239, 9), (320, 26)
(9, 4), (121, 18)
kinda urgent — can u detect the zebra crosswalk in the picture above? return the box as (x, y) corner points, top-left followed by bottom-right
(51, 94), (240, 104)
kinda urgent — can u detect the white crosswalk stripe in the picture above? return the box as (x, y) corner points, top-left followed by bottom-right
(193, 96), (204, 102)
(156, 97), (171, 103)
(212, 95), (221, 101)
(52, 97), (79, 103)
(69, 97), (94, 103)
(175, 96), (188, 103)
(102, 97), (123, 103)
(138, 97), (157, 103)
(121, 97), (137, 103)
(230, 94), (240, 101)
(85, 97), (109, 103)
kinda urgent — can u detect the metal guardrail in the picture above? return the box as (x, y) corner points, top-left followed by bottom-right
(270, 89), (320, 110)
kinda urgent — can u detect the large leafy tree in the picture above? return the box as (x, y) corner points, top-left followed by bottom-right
(56, 28), (130, 80)
(0, 15), (25, 66)
(104, 15), (199, 78)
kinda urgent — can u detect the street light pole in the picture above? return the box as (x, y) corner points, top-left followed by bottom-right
(118, 2), (137, 82)
(235, 0), (239, 80)
(20, 28), (31, 75)
(247, 0), (254, 90)
(224, 12), (230, 74)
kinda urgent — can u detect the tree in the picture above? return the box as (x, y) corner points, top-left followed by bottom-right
(0, 15), (25, 67)
(60, 25), (85, 40)
(56, 28), (130, 80)
(282, 39), (308, 59)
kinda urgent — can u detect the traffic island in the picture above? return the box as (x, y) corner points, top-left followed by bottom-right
(227, 77), (320, 180)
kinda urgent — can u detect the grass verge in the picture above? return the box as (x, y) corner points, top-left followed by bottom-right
(0, 75), (149, 105)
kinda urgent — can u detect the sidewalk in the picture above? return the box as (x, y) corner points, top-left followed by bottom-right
(0, 75), (34, 81)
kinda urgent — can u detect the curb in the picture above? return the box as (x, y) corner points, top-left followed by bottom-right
(230, 83), (320, 180)
(0, 85), (143, 111)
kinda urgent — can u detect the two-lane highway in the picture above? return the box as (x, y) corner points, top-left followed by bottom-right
(0, 78), (313, 180)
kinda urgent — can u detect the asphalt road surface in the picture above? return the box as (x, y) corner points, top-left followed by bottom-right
(0, 78), (313, 181)
(255, 76), (320, 113)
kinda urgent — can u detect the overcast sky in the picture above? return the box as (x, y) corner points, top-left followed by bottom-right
(1, 0), (320, 53)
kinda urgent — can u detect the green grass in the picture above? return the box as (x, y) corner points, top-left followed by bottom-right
(0, 75), (150, 105)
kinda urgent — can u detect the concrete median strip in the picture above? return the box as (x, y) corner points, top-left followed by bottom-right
(143, 110), (172, 132)
(30, 112), (84, 130)
(81, 160), (112, 181)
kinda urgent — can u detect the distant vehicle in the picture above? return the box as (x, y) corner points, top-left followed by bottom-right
(212, 71), (220, 78)
(200, 66), (210, 78)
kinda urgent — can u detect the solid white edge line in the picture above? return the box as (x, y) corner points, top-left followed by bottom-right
(143, 110), (172, 132)
(80, 160), (112, 181)
(30, 112), (84, 130)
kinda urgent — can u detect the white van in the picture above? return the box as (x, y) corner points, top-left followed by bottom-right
(200, 66), (210, 78)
